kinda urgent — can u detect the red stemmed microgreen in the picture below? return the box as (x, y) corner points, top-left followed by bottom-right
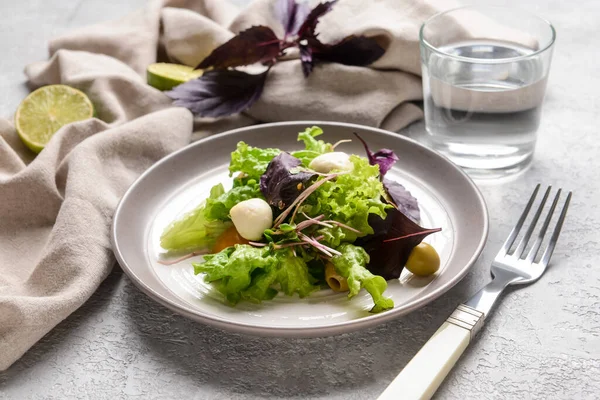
(383, 228), (442, 243)
(298, 232), (341, 257)
(273, 173), (338, 227)
(331, 139), (352, 150)
(157, 250), (209, 266)
(248, 241), (267, 247)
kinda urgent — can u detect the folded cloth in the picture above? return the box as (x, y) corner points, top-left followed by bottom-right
(0, 0), (455, 370)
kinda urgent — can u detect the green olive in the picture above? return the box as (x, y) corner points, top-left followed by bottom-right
(406, 242), (440, 277)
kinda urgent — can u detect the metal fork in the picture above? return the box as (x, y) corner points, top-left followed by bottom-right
(378, 185), (572, 400)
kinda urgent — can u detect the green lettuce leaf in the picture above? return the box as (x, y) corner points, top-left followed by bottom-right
(331, 244), (394, 313)
(274, 250), (318, 298)
(241, 266), (280, 303)
(194, 245), (277, 304)
(193, 245), (318, 305)
(291, 126), (333, 165)
(229, 141), (281, 180)
(303, 156), (389, 245)
(160, 198), (231, 252)
(204, 180), (263, 221)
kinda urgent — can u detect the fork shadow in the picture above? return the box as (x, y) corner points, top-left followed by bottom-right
(122, 274), (473, 398)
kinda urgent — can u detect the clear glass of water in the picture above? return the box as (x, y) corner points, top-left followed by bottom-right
(419, 6), (556, 178)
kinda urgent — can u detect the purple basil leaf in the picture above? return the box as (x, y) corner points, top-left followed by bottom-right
(356, 210), (440, 280)
(299, 44), (313, 77)
(166, 69), (268, 118)
(297, 0), (338, 39)
(196, 26), (281, 70)
(353, 132), (399, 176)
(276, 0), (311, 37)
(382, 178), (420, 223)
(260, 152), (317, 209)
(312, 35), (385, 66)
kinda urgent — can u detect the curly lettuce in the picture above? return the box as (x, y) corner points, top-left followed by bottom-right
(193, 245), (318, 304)
(291, 126), (333, 166)
(229, 141), (281, 180)
(204, 180), (263, 221)
(195, 245), (277, 304)
(331, 244), (394, 313)
(276, 250), (318, 297)
(303, 156), (389, 245)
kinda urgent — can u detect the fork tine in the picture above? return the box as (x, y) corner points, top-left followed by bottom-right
(525, 189), (561, 263)
(498, 184), (540, 256)
(514, 186), (552, 258)
(539, 191), (572, 267)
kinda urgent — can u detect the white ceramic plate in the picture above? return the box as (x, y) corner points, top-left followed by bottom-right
(112, 121), (488, 337)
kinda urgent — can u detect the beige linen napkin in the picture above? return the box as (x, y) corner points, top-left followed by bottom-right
(0, 109), (193, 371)
(0, 0), (455, 370)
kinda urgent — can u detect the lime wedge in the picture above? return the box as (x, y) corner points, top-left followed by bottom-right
(15, 84), (94, 154)
(147, 63), (203, 91)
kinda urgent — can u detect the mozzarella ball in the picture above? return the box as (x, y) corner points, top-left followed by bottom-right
(308, 152), (354, 173)
(229, 198), (273, 240)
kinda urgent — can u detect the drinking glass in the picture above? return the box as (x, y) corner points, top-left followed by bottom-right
(419, 6), (555, 178)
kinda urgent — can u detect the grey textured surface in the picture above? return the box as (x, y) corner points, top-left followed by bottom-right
(1, 0), (599, 399)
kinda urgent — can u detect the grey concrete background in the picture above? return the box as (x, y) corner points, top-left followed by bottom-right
(1, 0), (599, 399)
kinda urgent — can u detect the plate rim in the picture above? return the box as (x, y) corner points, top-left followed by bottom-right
(111, 120), (489, 337)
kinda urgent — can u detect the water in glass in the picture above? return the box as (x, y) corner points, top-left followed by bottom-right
(422, 40), (548, 176)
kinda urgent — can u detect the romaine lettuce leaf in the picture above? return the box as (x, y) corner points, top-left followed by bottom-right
(291, 126), (333, 165)
(331, 244), (394, 313)
(229, 141), (281, 180)
(303, 156), (389, 244)
(160, 197), (232, 252)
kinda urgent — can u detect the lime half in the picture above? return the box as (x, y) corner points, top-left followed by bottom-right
(147, 63), (203, 91)
(15, 84), (94, 153)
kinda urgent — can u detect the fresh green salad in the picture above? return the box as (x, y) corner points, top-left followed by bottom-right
(159, 127), (441, 312)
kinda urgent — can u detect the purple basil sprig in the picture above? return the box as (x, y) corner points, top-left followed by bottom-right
(353, 132), (420, 222)
(353, 132), (399, 176)
(196, 26), (281, 70)
(356, 211), (441, 280)
(166, 0), (385, 118)
(276, 0), (311, 38)
(260, 152), (317, 210)
(382, 177), (420, 223)
(168, 69), (269, 118)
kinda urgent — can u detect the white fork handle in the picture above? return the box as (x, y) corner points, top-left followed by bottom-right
(377, 305), (484, 400)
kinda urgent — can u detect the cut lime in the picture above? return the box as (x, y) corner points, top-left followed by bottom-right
(15, 84), (94, 154)
(147, 63), (203, 91)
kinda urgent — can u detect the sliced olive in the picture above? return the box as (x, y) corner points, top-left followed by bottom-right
(406, 242), (440, 277)
(325, 262), (349, 292)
